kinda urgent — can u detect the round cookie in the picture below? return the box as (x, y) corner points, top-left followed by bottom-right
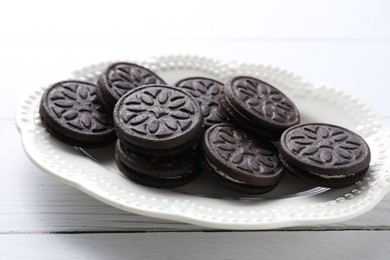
(113, 84), (204, 157)
(39, 81), (115, 147)
(220, 76), (300, 140)
(279, 123), (371, 188)
(115, 140), (200, 188)
(97, 62), (166, 112)
(175, 77), (228, 127)
(201, 123), (284, 194)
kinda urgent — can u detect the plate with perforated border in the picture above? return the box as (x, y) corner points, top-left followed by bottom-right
(16, 55), (390, 229)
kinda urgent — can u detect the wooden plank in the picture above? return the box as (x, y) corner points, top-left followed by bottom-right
(0, 231), (389, 259)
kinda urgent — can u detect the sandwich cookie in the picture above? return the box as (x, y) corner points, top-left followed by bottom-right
(97, 62), (166, 112)
(114, 84), (204, 157)
(220, 76), (300, 140)
(175, 77), (228, 127)
(39, 81), (115, 147)
(201, 123), (284, 194)
(279, 123), (371, 188)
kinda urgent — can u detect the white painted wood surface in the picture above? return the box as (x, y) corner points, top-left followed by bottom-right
(2, 231), (390, 260)
(2, 0), (390, 258)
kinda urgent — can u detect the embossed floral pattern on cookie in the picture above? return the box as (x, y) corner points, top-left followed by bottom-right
(107, 63), (166, 99)
(207, 124), (280, 176)
(283, 124), (367, 167)
(117, 85), (201, 140)
(176, 77), (227, 127)
(47, 82), (112, 132)
(231, 77), (298, 124)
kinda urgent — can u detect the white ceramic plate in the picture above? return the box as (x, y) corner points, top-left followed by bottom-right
(16, 55), (390, 230)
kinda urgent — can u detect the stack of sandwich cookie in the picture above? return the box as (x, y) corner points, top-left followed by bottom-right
(113, 84), (204, 188)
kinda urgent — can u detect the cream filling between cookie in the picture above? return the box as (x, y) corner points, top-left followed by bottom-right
(309, 171), (355, 179)
(279, 152), (355, 180)
(206, 158), (247, 184)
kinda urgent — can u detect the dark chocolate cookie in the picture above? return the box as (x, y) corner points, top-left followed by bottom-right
(279, 123), (371, 188)
(201, 123), (284, 194)
(97, 62), (166, 112)
(175, 77), (227, 127)
(39, 81), (115, 147)
(115, 140), (200, 188)
(114, 84), (204, 157)
(220, 76), (300, 139)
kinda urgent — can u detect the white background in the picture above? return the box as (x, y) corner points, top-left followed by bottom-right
(2, 0), (390, 114)
(2, 0), (390, 259)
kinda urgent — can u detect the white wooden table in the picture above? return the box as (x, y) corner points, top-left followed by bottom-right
(2, 0), (390, 259)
